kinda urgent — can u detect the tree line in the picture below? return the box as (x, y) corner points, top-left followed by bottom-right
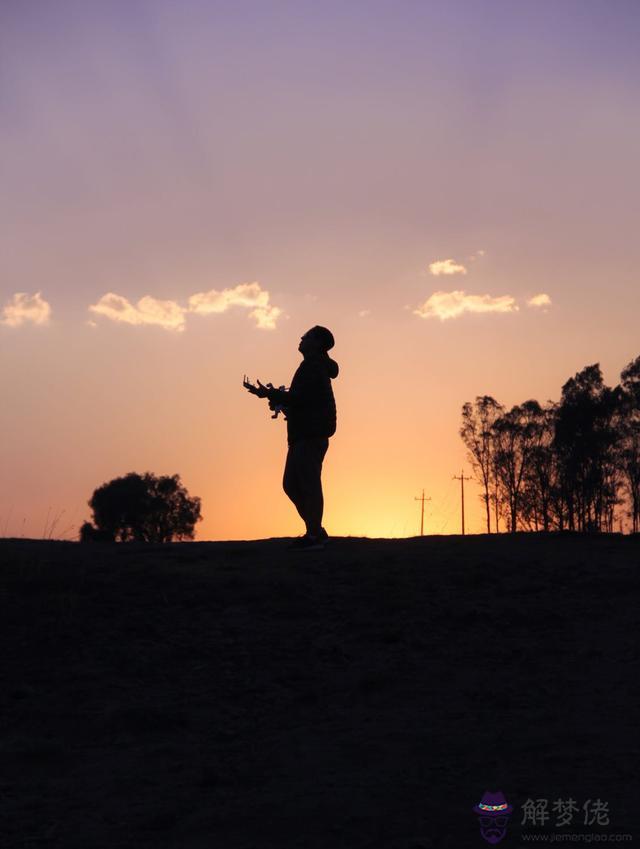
(460, 355), (640, 534)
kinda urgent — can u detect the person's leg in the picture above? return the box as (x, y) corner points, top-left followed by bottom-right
(282, 442), (307, 526)
(297, 437), (329, 537)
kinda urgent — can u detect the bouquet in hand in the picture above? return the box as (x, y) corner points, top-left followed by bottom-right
(266, 384), (288, 419)
(243, 375), (288, 419)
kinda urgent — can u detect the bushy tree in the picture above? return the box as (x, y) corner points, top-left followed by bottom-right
(554, 365), (622, 531)
(619, 355), (640, 532)
(518, 401), (557, 532)
(79, 521), (115, 542)
(491, 401), (540, 533)
(460, 396), (504, 533)
(80, 471), (202, 543)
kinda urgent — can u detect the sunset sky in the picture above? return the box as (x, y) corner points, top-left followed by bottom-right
(2, 1), (640, 540)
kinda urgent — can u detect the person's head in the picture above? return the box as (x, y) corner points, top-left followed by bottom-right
(298, 326), (335, 356)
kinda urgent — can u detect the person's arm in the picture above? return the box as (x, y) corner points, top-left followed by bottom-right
(267, 362), (320, 408)
(243, 376), (293, 405)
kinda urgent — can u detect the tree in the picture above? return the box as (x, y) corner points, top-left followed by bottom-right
(79, 521), (115, 542)
(460, 396), (504, 533)
(619, 355), (640, 532)
(491, 401), (540, 533)
(80, 471), (203, 543)
(519, 401), (558, 532)
(554, 365), (622, 531)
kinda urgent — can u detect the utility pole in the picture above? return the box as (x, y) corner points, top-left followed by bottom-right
(414, 488), (431, 536)
(452, 470), (472, 535)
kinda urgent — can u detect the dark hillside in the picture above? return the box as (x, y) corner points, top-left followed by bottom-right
(1, 534), (638, 847)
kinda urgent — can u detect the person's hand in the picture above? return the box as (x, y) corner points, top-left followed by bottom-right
(254, 379), (270, 398)
(243, 375), (270, 398)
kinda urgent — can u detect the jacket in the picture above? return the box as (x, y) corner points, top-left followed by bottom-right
(267, 352), (339, 445)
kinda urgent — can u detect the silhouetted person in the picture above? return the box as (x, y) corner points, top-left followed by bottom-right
(243, 326), (339, 550)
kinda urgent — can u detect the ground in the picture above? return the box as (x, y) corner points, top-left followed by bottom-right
(1, 533), (639, 848)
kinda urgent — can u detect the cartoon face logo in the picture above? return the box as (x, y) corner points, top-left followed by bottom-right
(472, 791), (513, 844)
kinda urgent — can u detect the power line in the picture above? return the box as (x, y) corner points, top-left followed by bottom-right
(452, 470), (473, 535)
(414, 488), (431, 536)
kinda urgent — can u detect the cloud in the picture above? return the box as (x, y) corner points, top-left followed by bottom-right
(358, 309), (371, 317)
(527, 293), (552, 308)
(468, 249), (486, 261)
(88, 293), (187, 332)
(429, 258), (468, 276)
(88, 281), (282, 332)
(414, 290), (518, 321)
(249, 304), (282, 330)
(188, 282), (281, 330)
(1, 291), (51, 327)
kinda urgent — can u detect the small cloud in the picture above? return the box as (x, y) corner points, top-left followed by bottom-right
(88, 293), (187, 332)
(414, 290), (518, 321)
(429, 259), (467, 276)
(0, 291), (51, 327)
(527, 293), (552, 308)
(469, 249), (486, 261)
(188, 281), (281, 330)
(358, 309), (371, 317)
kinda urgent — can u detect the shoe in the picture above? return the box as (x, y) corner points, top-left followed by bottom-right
(319, 527), (329, 541)
(287, 534), (325, 551)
